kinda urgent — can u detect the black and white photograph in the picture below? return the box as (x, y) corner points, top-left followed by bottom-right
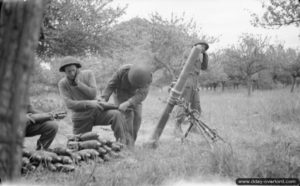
(0, 0), (299, 186)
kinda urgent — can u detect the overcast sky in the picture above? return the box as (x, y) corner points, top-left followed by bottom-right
(111, 0), (300, 52)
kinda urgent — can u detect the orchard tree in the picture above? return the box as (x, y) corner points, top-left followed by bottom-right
(208, 51), (228, 91)
(111, 14), (217, 86)
(0, 0), (44, 181)
(251, 0), (300, 28)
(199, 50), (228, 91)
(265, 44), (292, 86)
(223, 34), (269, 96)
(149, 13), (216, 80)
(284, 49), (300, 92)
(266, 44), (300, 92)
(110, 17), (153, 67)
(39, 0), (126, 56)
(250, 0), (300, 90)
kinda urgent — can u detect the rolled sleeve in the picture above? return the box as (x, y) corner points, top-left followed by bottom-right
(58, 80), (89, 112)
(26, 98), (41, 115)
(201, 52), (208, 70)
(77, 71), (97, 99)
(102, 70), (121, 101)
(128, 86), (150, 106)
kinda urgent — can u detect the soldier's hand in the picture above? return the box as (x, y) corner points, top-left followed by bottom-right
(54, 114), (65, 120)
(26, 113), (36, 124)
(86, 100), (104, 111)
(74, 78), (84, 87)
(118, 101), (130, 112)
(68, 78), (77, 86)
(168, 81), (176, 93)
(53, 112), (67, 120)
(194, 44), (206, 52)
(98, 97), (107, 102)
(194, 41), (209, 52)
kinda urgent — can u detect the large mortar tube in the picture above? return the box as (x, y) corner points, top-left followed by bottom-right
(148, 45), (206, 147)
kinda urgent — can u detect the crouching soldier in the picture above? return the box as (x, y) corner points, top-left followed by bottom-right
(101, 64), (152, 145)
(25, 102), (62, 150)
(57, 56), (128, 145)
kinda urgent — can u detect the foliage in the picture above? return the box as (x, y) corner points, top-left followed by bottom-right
(264, 44), (300, 92)
(34, 0), (300, 90)
(39, 0), (127, 56)
(110, 17), (154, 67)
(223, 34), (269, 79)
(111, 14), (217, 85)
(285, 50), (300, 76)
(79, 53), (122, 92)
(250, 0), (300, 87)
(221, 34), (271, 95)
(30, 54), (123, 97)
(251, 0), (300, 28)
(38, 1), (219, 88)
(149, 13), (217, 79)
(199, 50), (228, 85)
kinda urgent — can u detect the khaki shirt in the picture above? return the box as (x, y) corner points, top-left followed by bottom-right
(102, 64), (152, 107)
(58, 70), (97, 120)
(185, 52), (208, 89)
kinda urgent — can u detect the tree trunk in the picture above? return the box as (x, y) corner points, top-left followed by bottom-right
(221, 81), (225, 92)
(246, 78), (252, 96)
(291, 76), (296, 93)
(0, 0), (44, 181)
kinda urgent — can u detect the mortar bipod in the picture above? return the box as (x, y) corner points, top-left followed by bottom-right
(175, 98), (225, 143)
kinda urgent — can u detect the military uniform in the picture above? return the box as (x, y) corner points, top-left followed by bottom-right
(25, 104), (58, 150)
(102, 64), (152, 144)
(58, 70), (127, 143)
(174, 52), (208, 134)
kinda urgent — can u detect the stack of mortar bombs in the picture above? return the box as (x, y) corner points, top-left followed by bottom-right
(21, 132), (124, 174)
(66, 131), (124, 162)
(22, 147), (75, 173)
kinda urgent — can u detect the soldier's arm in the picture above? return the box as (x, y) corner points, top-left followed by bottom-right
(127, 85), (150, 107)
(26, 103), (54, 124)
(101, 70), (121, 101)
(201, 52), (208, 70)
(128, 72), (153, 106)
(75, 71), (97, 99)
(27, 104), (42, 114)
(58, 80), (95, 112)
(25, 95), (41, 114)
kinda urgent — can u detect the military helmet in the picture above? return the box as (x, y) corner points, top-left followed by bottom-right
(128, 64), (152, 88)
(59, 56), (82, 72)
(193, 41), (209, 51)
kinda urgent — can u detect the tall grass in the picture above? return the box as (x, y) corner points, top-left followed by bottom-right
(249, 140), (299, 178)
(21, 88), (300, 185)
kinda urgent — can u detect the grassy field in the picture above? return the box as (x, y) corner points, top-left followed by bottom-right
(20, 87), (300, 186)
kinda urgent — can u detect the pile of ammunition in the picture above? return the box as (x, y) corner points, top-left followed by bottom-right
(22, 132), (124, 173)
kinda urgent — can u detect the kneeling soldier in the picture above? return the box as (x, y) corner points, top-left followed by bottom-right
(25, 102), (62, 150)
(58, 56), (128, 144)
